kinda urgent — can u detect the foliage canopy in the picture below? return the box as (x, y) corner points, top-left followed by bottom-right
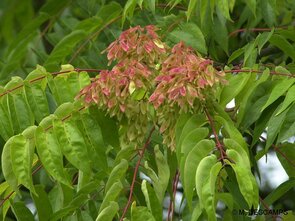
(0, 0), (295, 220)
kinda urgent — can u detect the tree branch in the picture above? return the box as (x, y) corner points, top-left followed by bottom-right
(0, 68), (101, 98)
(229, 27), (288, 37)
(259, 196), (277, 221)
(204, 107), (227, 163)
(167, 170), (180, 221)
(259, 136), (295, 168)
(119, 126), (155, 221)
(0, 105), (88, 208)
(223, 69), (295, 77)
(0, 163), (43, 207)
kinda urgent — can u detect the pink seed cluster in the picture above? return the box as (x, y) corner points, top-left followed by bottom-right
(78, 25), (226, 149)
(150, 42), (225, 112)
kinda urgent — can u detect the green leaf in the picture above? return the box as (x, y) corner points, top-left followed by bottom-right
(281, 211), (295, 220)
(1, 138), (18, 192)
(216, 193), (233, 210)
(228, 48), (244, 64)
(219, 71), (252, 107)
(212, 16), (229, 54)
(154, 146), (170, 202)
(141, 180), (162, 220)
(11, 201), (35, 221)
(276, 143), (295, 177)
(53, 118), (91, 174)
(48, 185), (67, 213)
(40, 0), (70, 15)
(0, 88), (15, 140)
(243, 42), (256, 66)
(0, 33), (37, 84)
(75, 17), (103, 34)
(114, 146), (136, 165)
(214, 114), (248, 154)
(78, 211), (93, 221)
(78, 174), (94, 198)
(35, 116), (71, 187)
(251, 102), (277, 146)
(216, 0), (232, 21)
(195, 154), (217, 206)
(77, 179), (101, 195)
(202, 162), (222, 221)
(24, 66), (50, 123)
(50, 194), (88, 221)
(277, 103), (295, 143)
(76, 112), (108, 171)
(53, 102), (75, 119)
(175, 113), (192, 149)
(105, 159), (128, 194)
(265, 104), (291, 151)
(190, 202), (203, 221)
(261, 78), (295, 112)
(97, 2), (122, 21)
(223, 138), (250, 168)
(168, 23), (207, 54)
(234, 66), (258, 106)
(5, 77), (34, 134)
(99, 181), (123, 213)
(142, 147), (170, 204)
(131, 203), (156, 221)
(10, 127), (36, 194)
(96, 201), (119, 221)
(226, 149), (258, 208)
(275, 84), (295, 116)
(45, 30), (87, 71)
(186, 0), (197, 20)
(256, 29), (274, 54)
(6, 13), (50, 55)
(0, 182), (9, 196)
(184, 139), (215, 209)
(1, 186), (16, 219)
(145, 0), (156, 14)
(245, 0), (256, 16)
(48, 71), (90, 105)
(31, 185), (54, 221)
(89, 107), (120, 148)
(261, 0), (276, 27)
(269, 34), (295, 60)
(264, 178), (295, 205)
(122, 0), (137, 25)
(176, 114), (207, 161)
(238, 80), (273, 130)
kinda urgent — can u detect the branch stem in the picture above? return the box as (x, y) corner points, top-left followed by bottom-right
(167, 170), (180, 221)
(204, 107), (226, 162)
(0, 68), (101, 98)
(229, 27), (288, 37)
(223, 69), (295, 77)
(119, 126), (155, 221)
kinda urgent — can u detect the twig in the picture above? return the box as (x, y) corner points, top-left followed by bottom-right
(68, 16), (122, 63)
(156, 3), (187, 11)
(228, 27), (288, 37)
(204, 107), (226, 163)
(259, 136), (295, 168)
(0, 163), (43, 207)
(259, 196), (277, 221)
(0, 191), (15, 207)
(223, 69), (295, 77)
(68, 2), (188, 63)
(167, 170), (180, 221)
(119, 126), (155, 221)
(0, 68), (101, 98)
(0, 105), (88, 208)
